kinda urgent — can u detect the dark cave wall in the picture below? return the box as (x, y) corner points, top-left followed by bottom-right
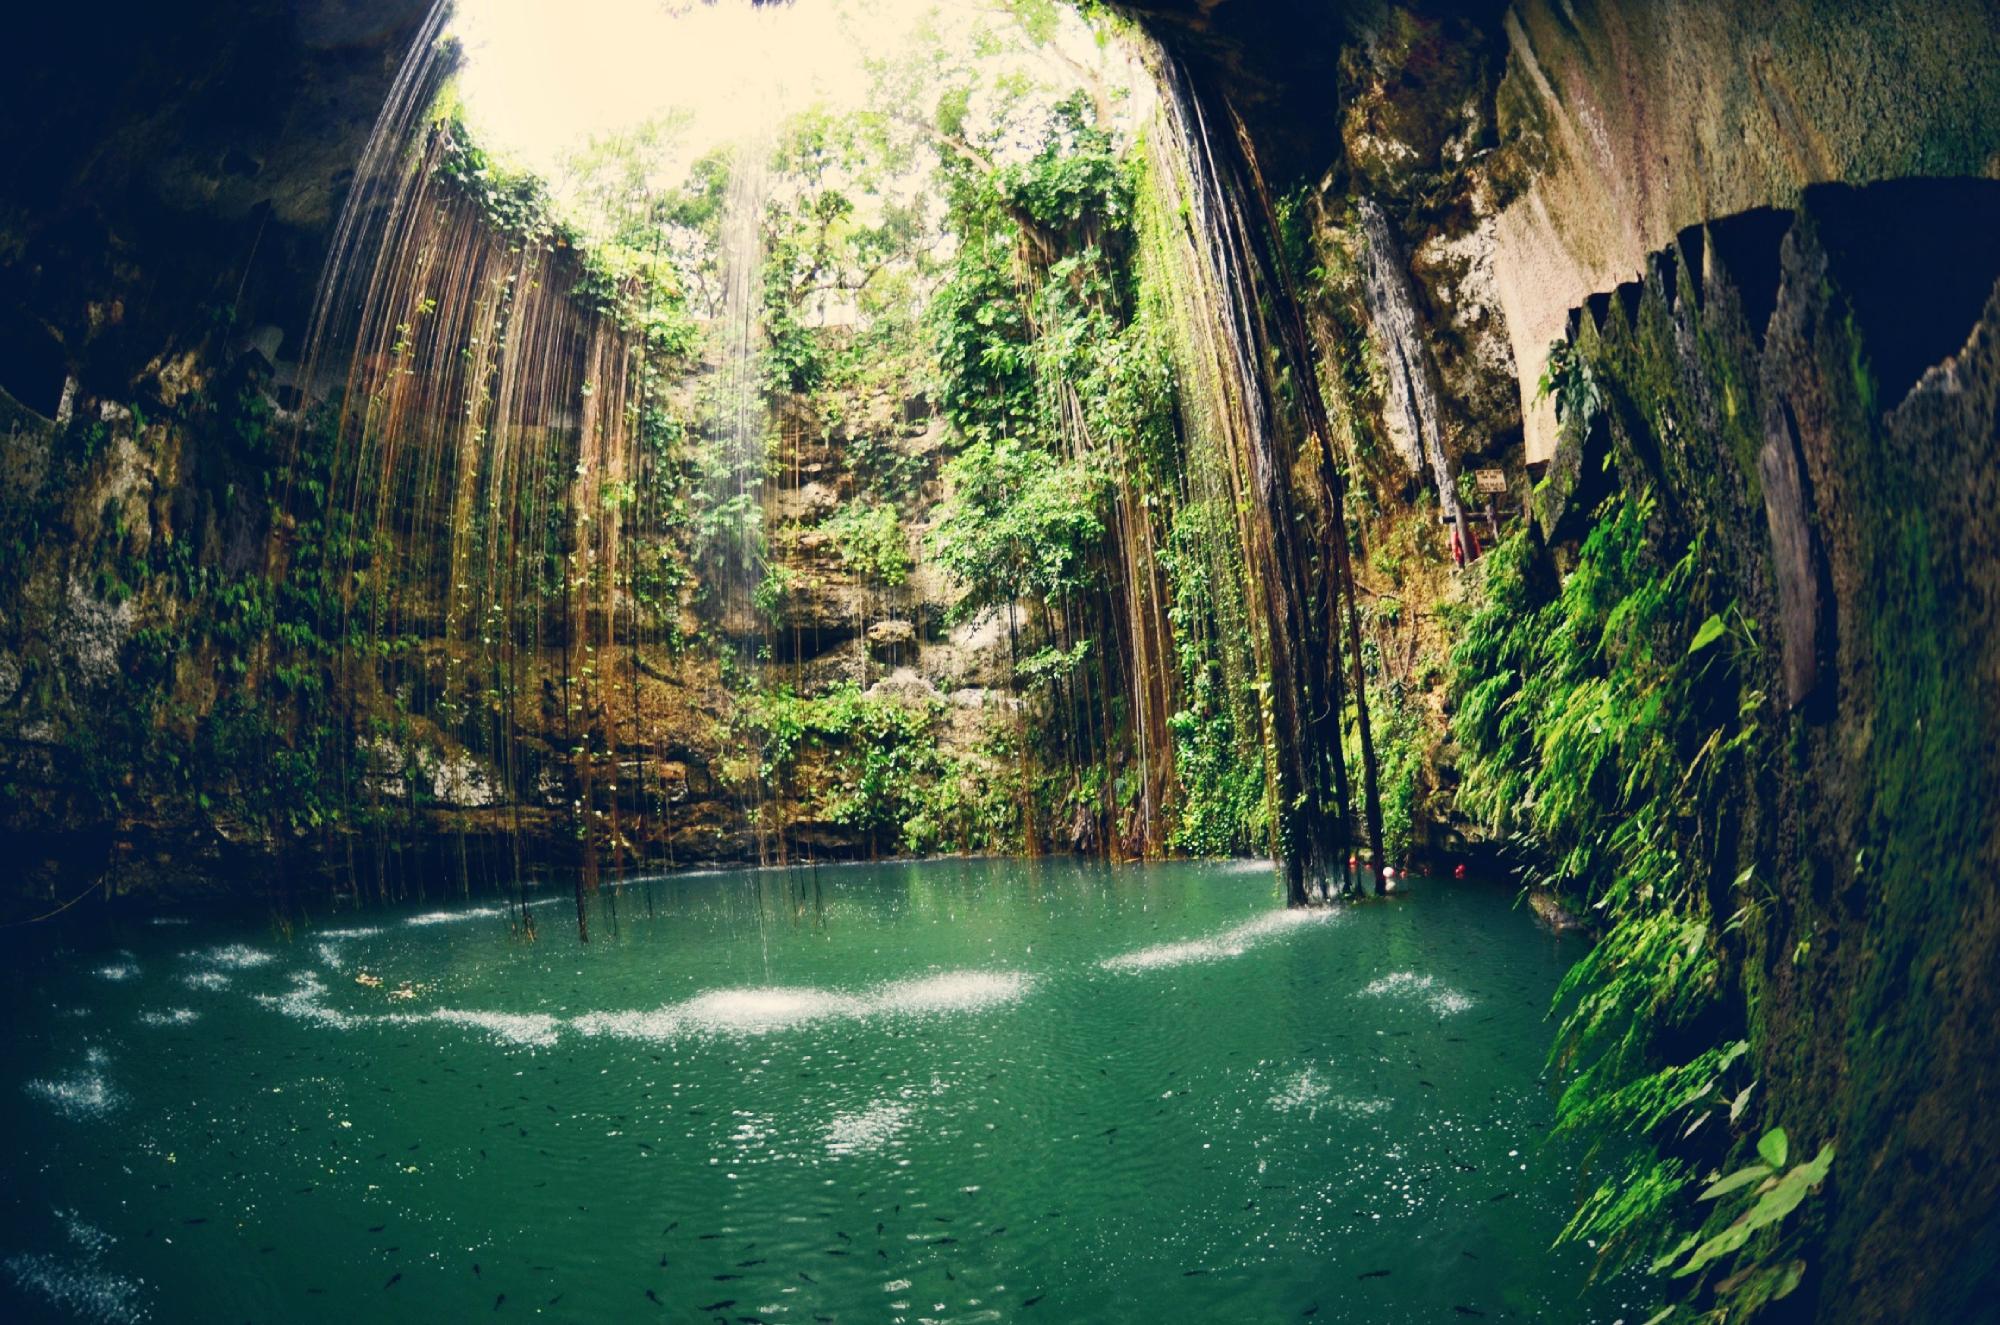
(0, 0), (435, 412)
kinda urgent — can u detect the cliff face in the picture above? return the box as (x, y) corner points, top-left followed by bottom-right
(1531, 180), (2000, 1323)
(1486, 0), (2000, 460)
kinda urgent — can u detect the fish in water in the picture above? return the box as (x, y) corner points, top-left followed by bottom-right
(988, 1226), (1007, 1237)
(931, 1237), (958, 1246)
(1183, 1269), (1208, 1277)
(183, 1218), (207, 1226)
(493, 1294), (506, 1311)
(663, 1222), (679, 1234)
(295, 1186), (315, 1195)
(737, 1259), (764, 1268)
(1486, 1191), (1514, 1202)
(712, 1273), (742, 1281)
(1357, 1270), (1391, 1280)
(384, 1273), (402, 1290)
(699, 1233), (725, 1241)
(823, 1249), (849, 1257)
(369, 1224), (386, 1233)
(548, 1296), (562, 1307)
(658, 1254), (669, 1268)
(1303, 1307), (1319, 1318)
(1453, 1308), (1486, 1317)
(473, 1264), (482, 1277)
(797, 1272), (817, 1285)
(1460, 1252), (1479, 1261)
(699, 1303), (735, 1313)
(645, 1289), (663, 1306)
(1023, 1294), (1045, 1307)
(836, 1230), (851, 1242)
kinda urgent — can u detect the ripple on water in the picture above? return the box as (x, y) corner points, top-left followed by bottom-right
(1358, 970), (1474, 1016)
(92, 962), (138, 982)
(136, 1008), (198, 1027)
(178, 970), (231, 992)
(1100, 906), (1334, 972)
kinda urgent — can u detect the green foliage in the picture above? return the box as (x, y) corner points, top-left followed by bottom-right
(822, 499), (912, 587)
(1450, 487), (1769, 1273)
(1537, 336), (1605, 433)
(738, 684), (1018, 854)
(930, 437), (1109, 622)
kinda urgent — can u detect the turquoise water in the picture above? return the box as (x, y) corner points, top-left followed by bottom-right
(1, 859), (1640, 1322)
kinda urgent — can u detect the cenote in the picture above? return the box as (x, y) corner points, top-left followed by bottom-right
(2, 861), (1635, 1322)
(5, 0), (2000, 1321)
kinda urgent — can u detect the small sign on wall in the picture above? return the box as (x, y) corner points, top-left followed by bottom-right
(1473, 467), (1508, 495)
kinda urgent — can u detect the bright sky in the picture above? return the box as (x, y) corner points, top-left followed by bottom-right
(447, 0), (1148, 210)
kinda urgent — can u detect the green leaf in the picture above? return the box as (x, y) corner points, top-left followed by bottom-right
(1688, 613), (1727, 654)
(1757, 1127), (1789, 1169)
(1699, 1163), (1773, 1201)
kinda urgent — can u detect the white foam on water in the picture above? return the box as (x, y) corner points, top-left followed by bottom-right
(1357, 970), (1474, 1017)
(148, 916), (190, 926)
(1267, 1067), (1391, 1119)
(57, 1210), (114, 1257)
(189, 944), (274, 970)
(578, 987), (860, 1040)
(406, 906), (505, 926)
(25, 1070), (118, 1120)
(870, 971), (1030, 1016)
(92, 962), (138, 982)
(576, 970), (1031, 1043)
(317, 926), (383, 940)
(256, 971), (370, 1031)
(1269, 1066), (1333, 1114)
(1100, 906), (1333, 971)
(3, 1252), (147, 1324)
(313, 942), (345, 971)
(136, 1008), (198, 1027)
(179, 970), (231, 992)
(427, 1009), (560, 1048)
(826, 1100), (912, 1156)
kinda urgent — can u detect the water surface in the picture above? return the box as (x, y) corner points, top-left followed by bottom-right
(1, 858), (1639, 1322)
